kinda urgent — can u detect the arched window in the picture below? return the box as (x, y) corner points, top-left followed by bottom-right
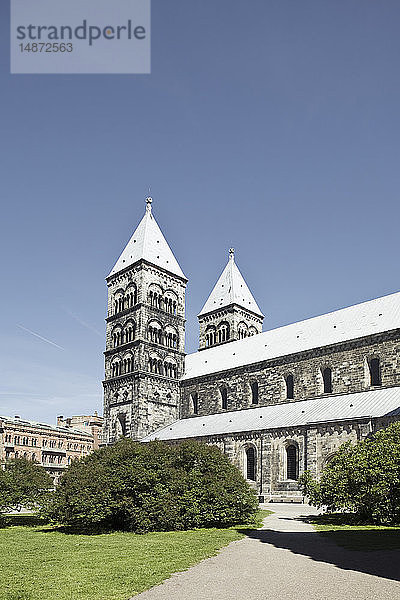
(238, 322), (248, 340)
(113, 291), (124, 315)
(148, 321), (162, 344)
(369, 358), (381, 386)
(286, 445), (297, 480)
(125, 285), (137, 309)
(285, 374), (294, 399)
(124, 322), (135, 343)
(116, 414), (126, 437)
(246, 447), (256, 481)
(251, 381), (258, 404)
(206, 326), (217, 347)
(322, 367), (332, 394)
(217, 322), (230, 343)
(221, 387), (228, 410)
(192, 393), (198, 415)
(113, 327), (122, 348)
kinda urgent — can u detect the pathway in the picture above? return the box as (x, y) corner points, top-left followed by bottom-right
(133, 503), (400, 600)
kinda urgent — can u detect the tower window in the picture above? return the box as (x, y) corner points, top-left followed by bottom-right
(286, 445), (297, 480)
(369, 358), (381, 386)
(192, 393), (198, 415)
(238, 322), (248, 339)
(206, 326), (217, 347)
(285, 374), (294, 400)
(322, 367), (332, 394)
(246, 447), (256, 481)
(251, 381), (258, 404)
(221, 387), (228, 410)
(116, 414), (126, 437)
(217, 322), (230, 343)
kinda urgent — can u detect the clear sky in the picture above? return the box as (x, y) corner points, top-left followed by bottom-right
(1, 1), (399, 424)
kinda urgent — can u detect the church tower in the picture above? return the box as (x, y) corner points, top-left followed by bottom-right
(198, 249), (263, 350)
(103, 197), (187, 443)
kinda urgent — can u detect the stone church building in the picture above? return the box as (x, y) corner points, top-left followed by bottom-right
(103, 198), (400, 501)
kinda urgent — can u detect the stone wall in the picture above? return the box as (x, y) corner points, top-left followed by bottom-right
(103, 259), (186, 444)
(164, 415), (394, 501)
(181, 331), (400, 418)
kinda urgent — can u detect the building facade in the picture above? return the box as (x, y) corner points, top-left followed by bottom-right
(57, 412), (104, 449)
(0, 415), (94, 483)
(103, 199), (400, 501)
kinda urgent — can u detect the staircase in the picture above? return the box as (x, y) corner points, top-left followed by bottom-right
(267, 480), (304, 504)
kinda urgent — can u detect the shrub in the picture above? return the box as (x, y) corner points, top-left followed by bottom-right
(43, 439), (258, 532)
(0, 458), (53, 516)
(298, 421), (400, 524)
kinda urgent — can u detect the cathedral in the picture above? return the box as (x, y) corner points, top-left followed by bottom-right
(103, 198), (400, 502)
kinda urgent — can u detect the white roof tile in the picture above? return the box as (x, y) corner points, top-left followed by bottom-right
(198, 250), (263, 317)
(108, 199), (186, 279)
(142, 386), (400, 441)
(185, 291), (400, 380)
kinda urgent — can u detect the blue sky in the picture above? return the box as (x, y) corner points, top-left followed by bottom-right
(1, 1), (400, 424)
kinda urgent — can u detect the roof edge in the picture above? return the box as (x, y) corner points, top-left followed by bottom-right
(106, 257), (188, 283)
(197, 301), (264, 320)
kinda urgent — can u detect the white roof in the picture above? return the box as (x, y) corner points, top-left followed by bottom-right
(108, 199), (186, 279)
(185, 291), (400, 380)
(198, 250), (263, 317)
(142, 386), (400, 441)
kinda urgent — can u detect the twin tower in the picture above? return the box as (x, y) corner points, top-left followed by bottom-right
(103, 198), (263, 443)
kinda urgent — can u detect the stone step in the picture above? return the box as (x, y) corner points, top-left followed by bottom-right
(267, 495), (304, 504)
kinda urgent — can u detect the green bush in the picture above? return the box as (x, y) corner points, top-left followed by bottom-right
(43, 439), (258, 532)
(298, 421), (400, 524)
(0, 458), (53, 516)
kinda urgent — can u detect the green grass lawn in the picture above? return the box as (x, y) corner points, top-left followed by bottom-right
(308, 513), (400, 551)
(0, 511), (271, 600)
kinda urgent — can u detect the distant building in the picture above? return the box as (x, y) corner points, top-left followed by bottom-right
(57, 413), (104, 449)
(0, 415), (94, 483)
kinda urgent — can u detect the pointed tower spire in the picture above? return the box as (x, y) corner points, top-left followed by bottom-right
(198, 250), (264, 349)
(103, 195), (187, 442)
(108, 197), (186, 280)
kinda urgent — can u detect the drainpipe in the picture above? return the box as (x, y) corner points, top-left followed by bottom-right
(259, 435), (263, 499)
(304, 427), (308, 471)
(303, 428), (308, 504)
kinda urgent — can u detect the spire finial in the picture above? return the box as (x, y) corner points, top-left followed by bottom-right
(146, 195), (153, 213)
(229, 248), (235, 261)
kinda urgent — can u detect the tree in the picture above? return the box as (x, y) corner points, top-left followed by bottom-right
(0, 458), (53, 515)
(298, 421), (400, 524)
(43, 439), (258, 532)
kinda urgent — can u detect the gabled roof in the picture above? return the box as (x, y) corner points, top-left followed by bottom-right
(185, 290), (400, 380)
(141, 386), (400, 441)
(108, 198), (186, 279)
(198, 249), (263, 317)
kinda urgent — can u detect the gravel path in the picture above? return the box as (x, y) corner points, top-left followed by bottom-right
(133, 503), (400, 600)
